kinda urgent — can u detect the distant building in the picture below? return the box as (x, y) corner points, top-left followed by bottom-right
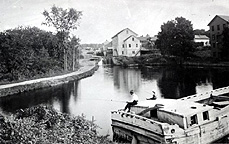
(102, 40), (113, 56)
(208, 15), (229, 58)
(111, 28), (141, 57)
(137, 35), (150, 48)
(137, 35), (160, 55)
(194, 35), (210, 46)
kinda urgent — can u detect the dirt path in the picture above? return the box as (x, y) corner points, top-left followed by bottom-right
(0, 58), (98, 97)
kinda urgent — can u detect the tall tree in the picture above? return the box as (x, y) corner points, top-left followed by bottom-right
(156, 17), (194, 61)
(42, 5), (82, 71)
(68, 36), (80, 71)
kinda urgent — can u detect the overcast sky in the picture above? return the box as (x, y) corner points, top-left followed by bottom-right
(1, 0), (229, 43)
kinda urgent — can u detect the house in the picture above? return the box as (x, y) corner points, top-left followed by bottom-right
(102, 40), (113, 56)
(111, 28), (141, 57)
(138, 35), (160, 55)
(194, 35), (210, 46)
(207, 15), (229, 58)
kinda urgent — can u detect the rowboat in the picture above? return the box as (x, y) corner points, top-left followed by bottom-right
(111, 86), (229, 144)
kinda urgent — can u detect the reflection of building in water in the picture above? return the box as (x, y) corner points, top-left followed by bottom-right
(113, 66), (141, 93)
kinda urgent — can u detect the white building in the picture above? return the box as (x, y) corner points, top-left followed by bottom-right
(194, 35), (210, 46)
(111, 28), (141, 57)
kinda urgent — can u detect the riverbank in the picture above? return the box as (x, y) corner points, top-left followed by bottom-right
(0, 59), (99, 97)
(109, 55), (229, 68)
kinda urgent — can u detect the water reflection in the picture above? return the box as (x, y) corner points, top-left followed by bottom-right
(113, 66), (141, 94)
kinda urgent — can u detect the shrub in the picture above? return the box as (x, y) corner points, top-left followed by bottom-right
(0, 105), (113, 144)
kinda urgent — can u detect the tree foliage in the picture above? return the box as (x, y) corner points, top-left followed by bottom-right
(42, 5), (82, 71)
(156, 17), (194, 59)
(222, 27), (229, 60)
(0, 26), (62, 81)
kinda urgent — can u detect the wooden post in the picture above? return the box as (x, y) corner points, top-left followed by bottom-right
(131, 135), (138, 144)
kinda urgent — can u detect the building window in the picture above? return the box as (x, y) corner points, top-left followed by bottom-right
(132, 51), (135, 54)
(223, 24), (226, 29)
(217, 25), (220, 30)
(129, 44), (131, 48)
(190, 114), (198, 125)
(132, 37), (134, 41)
(203, 111), (209, 120)
(212, 34), (215, 40)
(122, 44), (125, 48)
(136, 44), (138, 47)
(211, 26), (214, 31)
(122, 51), (124, 54)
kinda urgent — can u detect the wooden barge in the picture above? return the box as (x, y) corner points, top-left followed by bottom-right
(111, 86), (229, 144)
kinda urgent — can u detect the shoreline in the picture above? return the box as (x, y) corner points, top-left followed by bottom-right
(0, 60), (99, 97)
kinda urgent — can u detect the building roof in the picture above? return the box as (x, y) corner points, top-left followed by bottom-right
(208, 15), (229, 26)
(123, 35), (139, 42)
(111, 28), (138, 39)
(194, 35), (209, 40)
(105, 41), (112, 47)
(138, 36), (157, 42)
(138, 36), (148, 41)
(103, 40), (110, 45)
(137, 99), (213, 117)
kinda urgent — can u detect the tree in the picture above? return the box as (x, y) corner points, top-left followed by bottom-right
(42, 5), (82, 71)
(222, 27), (229, 60)
(68, 36), (80, 70)
(0, 26), (62, 81)
(156, 17), (194, 60)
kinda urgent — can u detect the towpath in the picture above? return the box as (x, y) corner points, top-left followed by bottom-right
(0, 59), (98, 97)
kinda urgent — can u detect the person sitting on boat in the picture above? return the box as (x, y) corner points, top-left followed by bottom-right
(146, 91), (157, 100)
(124, 90), (138, 112)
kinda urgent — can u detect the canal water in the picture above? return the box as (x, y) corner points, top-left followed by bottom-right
(0, 65), (229, 137)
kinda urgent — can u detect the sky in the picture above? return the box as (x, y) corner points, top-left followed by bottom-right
(1, 0), (229, 44)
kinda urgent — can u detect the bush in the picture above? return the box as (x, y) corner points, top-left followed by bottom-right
(0, 105), (113, 144)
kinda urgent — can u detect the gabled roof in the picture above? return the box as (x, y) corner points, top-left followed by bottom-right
(208, 15), (229, 26)
(105, 41), (112, 47)
(194, 35), (209, 39)
(123, 35), (139, 42)
(103, 40), (110, 45)
(111, 28), (138, 39)
(138, 36), (157, 41)
(138, 36), (148, 41)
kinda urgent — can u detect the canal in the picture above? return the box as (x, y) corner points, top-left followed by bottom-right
(0, 65), (229, 137)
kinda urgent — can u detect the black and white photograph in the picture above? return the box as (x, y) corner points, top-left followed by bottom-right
(0, 0), (229, 143)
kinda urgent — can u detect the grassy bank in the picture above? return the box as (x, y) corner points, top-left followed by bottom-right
(0, 105), (113, 144)
(112, 52), (229, 67)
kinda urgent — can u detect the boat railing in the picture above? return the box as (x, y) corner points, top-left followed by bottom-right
(178, 86), (229, 102)
(111, 110), (184, 137)
(111, 110), (164, 135)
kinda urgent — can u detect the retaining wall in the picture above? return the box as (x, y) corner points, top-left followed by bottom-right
(0, 64), (99, 97)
